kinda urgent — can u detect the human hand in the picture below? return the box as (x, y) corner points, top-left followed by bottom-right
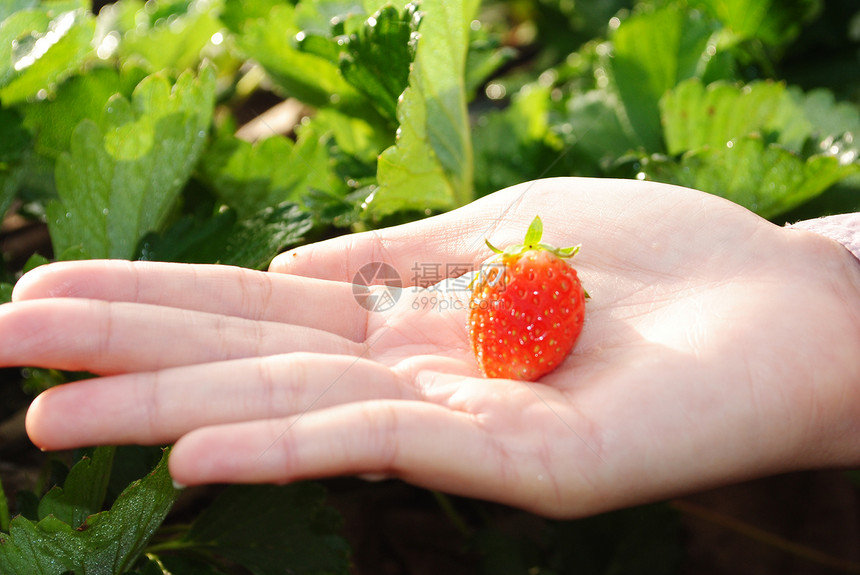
(6, 177), (860, 518)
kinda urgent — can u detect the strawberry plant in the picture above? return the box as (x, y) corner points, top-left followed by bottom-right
(1, 0), (858, 573)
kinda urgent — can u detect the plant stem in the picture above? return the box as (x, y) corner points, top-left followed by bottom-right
(145, 538), (200, 555)
(0, 475), (10, 532)
(671, 499), (860, 573)
(432, 490), (472, 537)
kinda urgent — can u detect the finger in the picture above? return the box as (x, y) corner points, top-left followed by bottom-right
(268, 181), (542, 283)
(167, 399), (587, 516)
(270, 177), (772, 287)
(13, 260), (368, 341)
(0, 298), (362, 373)
(26, 353), (414, 449)
(168, 401), (527, 501)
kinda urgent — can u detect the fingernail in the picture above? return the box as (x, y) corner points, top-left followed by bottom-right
(172, 479), (186, 490)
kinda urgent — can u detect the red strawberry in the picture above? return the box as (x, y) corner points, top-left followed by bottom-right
(468, 216), (587, 381)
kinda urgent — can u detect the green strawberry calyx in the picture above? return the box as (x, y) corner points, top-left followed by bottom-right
(485, 215), (580, 260)
(482, 215), (589, 298)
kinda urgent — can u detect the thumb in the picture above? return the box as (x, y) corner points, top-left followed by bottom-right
(268, 183), (535, 285)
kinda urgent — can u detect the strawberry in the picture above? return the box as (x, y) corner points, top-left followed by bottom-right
(468, 216), (587, 381)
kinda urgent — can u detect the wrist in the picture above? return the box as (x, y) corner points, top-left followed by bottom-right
(787, 214), (860, 263)
(786, 215), (860, 467)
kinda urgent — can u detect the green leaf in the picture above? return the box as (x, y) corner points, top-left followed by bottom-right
(138, 209), (236, 264)
(0, 105), (29, 161)
(338, 4), (419, 123)
(0, 0), (37, 22)
(138, 188), (314, 269)
(181, 483), (350, 575)
(312, 108), (392, 162)
(200, 128), (334, 219)
(361, 0), (413, 14)
(23, 252), (50, 273)
(367, 0), (479, 216)
(660, 78), (811, 156)
(0, 106), (29, 219)
(560, 89), (640, 171)
(369, 84), (450, 215)
(220, 202), (314, 270)
(0, 448), (179, 575)
(0, 475), (9, 533)
(106, 446), (176, 505)
(20, 367), (67, 395)
(692, 0), (820, 46)
(219, 0), (281, 33)
(294, 0), (369, 36)
(106, 0), (223, 73)
(200, 135), (298, 218)
(0, 283), (11, 304)
(235, 4), (371, 119)
(464, 36), (516, 99)
(0, 3), (95, 104)
(473, 84), (571, 195)
(644, 136), (860, 219)
(37, 446), (115, 528)
(0, 515), (80, 574)
(20, 66), (125, 158)
(47, 64), (216, 260)
(608, 5), (723, 152)
(791, 86), (860, 143)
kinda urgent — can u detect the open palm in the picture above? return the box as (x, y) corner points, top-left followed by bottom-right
(7, 177), (860, 518)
